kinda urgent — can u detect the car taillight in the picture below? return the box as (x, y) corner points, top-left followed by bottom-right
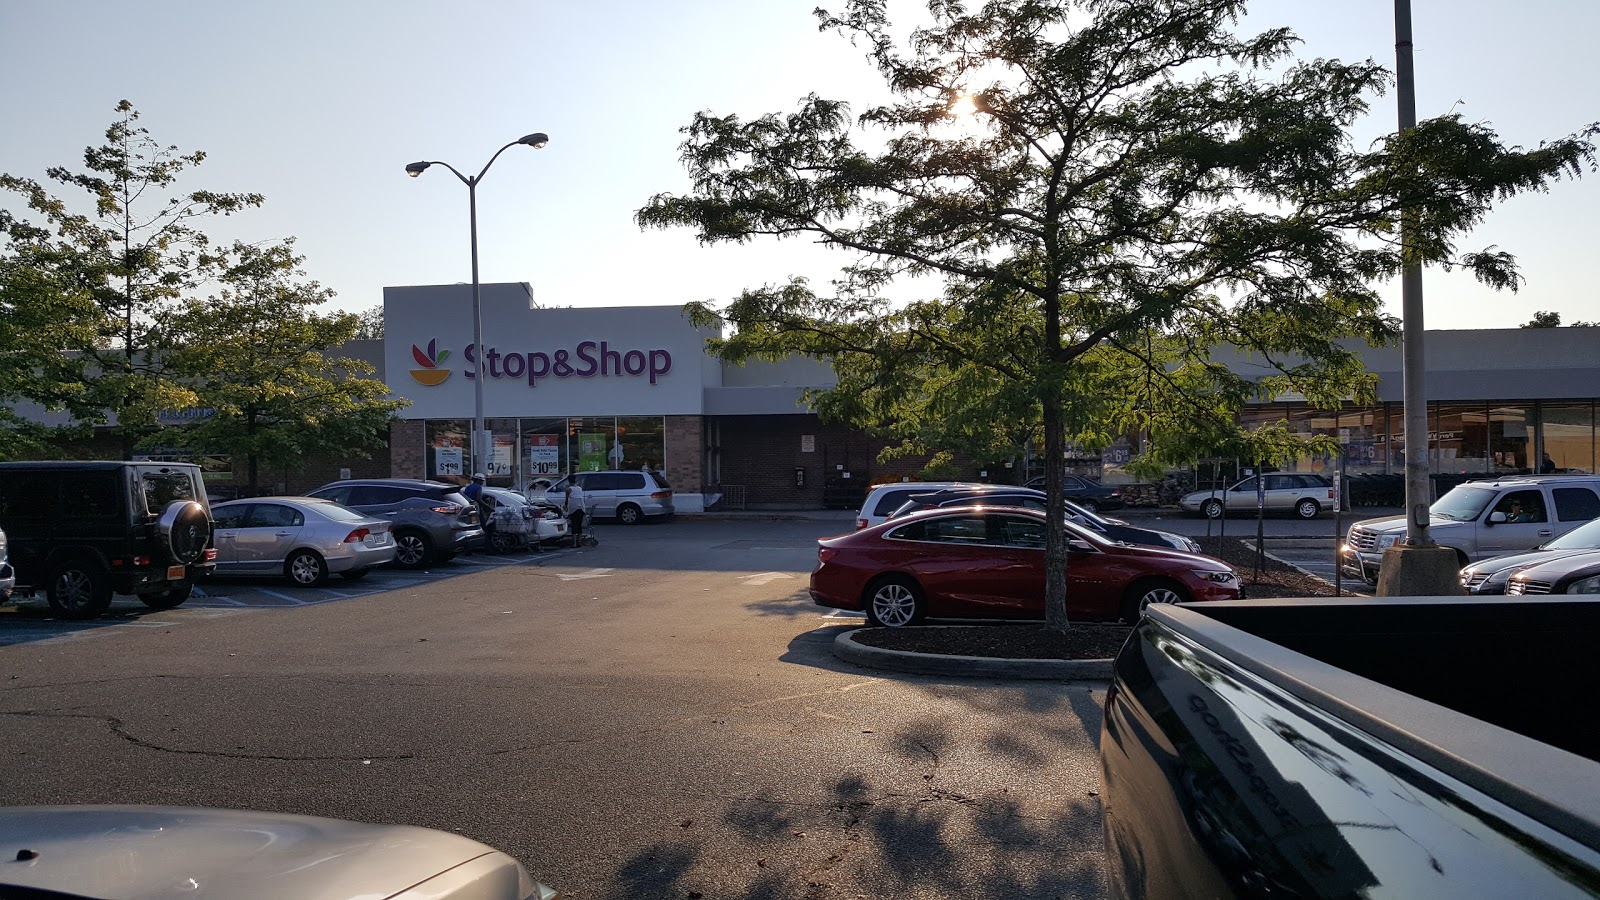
(432, 503), (461, 514)
(651, 491), (672, 499)
(1109, 490), (1122, 497)
(855, 519), (868, 530)
(1328, 489), (1335, 499)
(204, 548), (218, 561)
(133, 555), (151, 567)
(343, 528), (370, 543)
(818, 547), (837, 563)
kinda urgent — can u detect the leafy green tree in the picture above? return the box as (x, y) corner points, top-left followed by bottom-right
(0, 99), (263, 457)
(352, 304), (384, 340)
(168, 241), (407, 494)
(0, 253), (99, 458)
(639, 0), (1596, 629)
(1523, 310), (1563, 328)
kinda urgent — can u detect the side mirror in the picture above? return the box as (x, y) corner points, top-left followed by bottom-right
(1487, 511), (1506, 525)
(1068, 539), (1094, 552)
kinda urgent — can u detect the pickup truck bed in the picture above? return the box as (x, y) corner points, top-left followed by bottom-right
(1102, 597), (1600, 899)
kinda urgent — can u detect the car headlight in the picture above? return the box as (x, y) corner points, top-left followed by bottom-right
(1568, 575), (1600, 594)
(1192, 569), (1238, 584)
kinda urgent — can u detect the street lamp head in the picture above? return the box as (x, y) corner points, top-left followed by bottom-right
(518, 132), (549, 149)
(404, 161), (431, 177)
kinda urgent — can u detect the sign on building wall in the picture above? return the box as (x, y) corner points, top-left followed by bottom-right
(382, 285), (720, 419)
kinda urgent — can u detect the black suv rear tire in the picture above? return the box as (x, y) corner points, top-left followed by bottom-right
(48, 561), (113, 620)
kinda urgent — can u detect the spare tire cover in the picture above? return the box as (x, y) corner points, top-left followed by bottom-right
(159, 500), (211, 564)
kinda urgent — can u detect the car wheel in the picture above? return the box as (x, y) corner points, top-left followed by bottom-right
(286, 550), (329, 587)
(138, 580), (194, 610)
(490, 530), (520, 553)
(47, 562), (113, 620)
(393, 530), (432, 569)
(863, 575), (926, 628)
(341, 568), (370, 582)
(157, 500), (211, 565)
(616, 503), (643, 525)
(1079, 499), (1100, 512)
(1295, 498), (1320, 519)
(1200, 498), (1224, 519)
(1121, 578), (1189, 624)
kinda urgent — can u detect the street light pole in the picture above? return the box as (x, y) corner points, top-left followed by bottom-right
(406, 133), (548, 478)
(1378, 1), (1459, 594)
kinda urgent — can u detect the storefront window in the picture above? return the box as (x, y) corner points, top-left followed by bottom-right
(519, 417), (568, 486)
(485, 417), (518, 485)
(1434, 402), (1490, 474)
(425, 420), (470, 484)
(570, 417), (615, 473)
(1488, 405), (1531, 474)
(617, 417), (666, 472)
(1334, 407), (1383, 475)
(1540, 402), (1595, 474)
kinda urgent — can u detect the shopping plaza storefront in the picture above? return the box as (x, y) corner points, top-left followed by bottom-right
(377, 283), (1600, 510)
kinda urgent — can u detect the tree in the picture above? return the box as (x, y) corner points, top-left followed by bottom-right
(0, 100), (263, 457)
(167, 241), (408, 495)
(0, 253), (100, 458)
(1522, 310), (1597, 327)
(352, 304), (384, 339)
(638, 0), (1596, 630)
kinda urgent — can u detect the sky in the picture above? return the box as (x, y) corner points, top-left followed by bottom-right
(2, 0), (1597, 331)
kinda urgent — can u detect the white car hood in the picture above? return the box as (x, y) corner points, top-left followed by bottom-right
(0, 805), (531, 900)
(1350, 514), (1469, 535)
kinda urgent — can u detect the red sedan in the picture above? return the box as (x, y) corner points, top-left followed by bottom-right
(809, 506), (1240, 626)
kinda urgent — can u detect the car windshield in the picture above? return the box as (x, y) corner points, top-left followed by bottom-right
(1430, 485), (1497, 522)
(1547, 517), (1600, 549)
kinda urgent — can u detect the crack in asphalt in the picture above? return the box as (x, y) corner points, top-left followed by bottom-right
(1, 709), (415, 762)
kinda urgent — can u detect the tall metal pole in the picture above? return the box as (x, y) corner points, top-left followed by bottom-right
(468, 178), (485, 477)
(1396, 0), (1432, 548)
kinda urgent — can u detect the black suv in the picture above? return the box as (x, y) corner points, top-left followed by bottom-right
(0, 461), (215, 619)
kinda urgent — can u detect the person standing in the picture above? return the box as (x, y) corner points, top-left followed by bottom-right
(563, 477), (587, 546)
(462, 473), (486, 503)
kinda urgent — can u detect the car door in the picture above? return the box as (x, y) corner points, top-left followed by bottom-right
(1478, 488), (1553, 555)
(1227, 477), (1260, 512)
(1551, 486), (1600, 539)
(984, 513), (1048, 615)
(1264, 474), (1300, 511)
(612, 472), (647, 517)
(892, 513), (1008, 615)
(210, 504), (250, 573)
(233, 502), (306, 573)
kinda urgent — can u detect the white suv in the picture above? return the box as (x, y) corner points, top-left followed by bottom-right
(549, 470), (674, 525)
(855, 482), (984, 530)
(1341, 475), (1600, 585)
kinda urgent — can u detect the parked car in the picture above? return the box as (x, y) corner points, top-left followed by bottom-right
(1178, 472), (1335, 519)
(1461, 516), (1600, 594)
(0, 525), (14, 601)
(1343, 475), (1600, 585)
(0, 461), (216, 619)
(886, 485), (1202, 552)
(810, 506), (1240, 626)
(209, 497), (396, 586)
(0, 805), (561, 899)
(1506, 549), (1600, 595)
(855, 481), (984, 530)
(306, 478), (484, 569)
(481, 487), (568, 551)
(546, 469), (673, 524)
(1022, 473), (1125, 511)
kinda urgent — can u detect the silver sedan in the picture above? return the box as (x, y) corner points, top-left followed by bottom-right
(210, 497), (396, 586)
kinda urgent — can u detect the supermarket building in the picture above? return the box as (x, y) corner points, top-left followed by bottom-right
(373, 283), (1600, 511)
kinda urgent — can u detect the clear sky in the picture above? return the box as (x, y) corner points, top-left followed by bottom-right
(2, 0), (1596, 330)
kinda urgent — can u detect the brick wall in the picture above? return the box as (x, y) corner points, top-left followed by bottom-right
(390, 419), (426, 480)
(664, 415), (703, 492)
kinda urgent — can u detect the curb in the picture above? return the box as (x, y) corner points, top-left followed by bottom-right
(831, 628), (1113, 681)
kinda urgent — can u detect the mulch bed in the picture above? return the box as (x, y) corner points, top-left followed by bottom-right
(849, 536), (1335, 660)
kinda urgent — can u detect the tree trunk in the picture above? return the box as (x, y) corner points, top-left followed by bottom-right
(1042, 389), (1071, 632)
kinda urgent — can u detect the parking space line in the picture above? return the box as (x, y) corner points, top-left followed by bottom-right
(256, 588), (310, 605)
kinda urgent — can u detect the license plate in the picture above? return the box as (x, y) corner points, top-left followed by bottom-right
(365, 533), (388, 545)
(166, 565), (187, 580)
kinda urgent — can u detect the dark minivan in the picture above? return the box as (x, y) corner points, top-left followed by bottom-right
(0, 461), (216, 619)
